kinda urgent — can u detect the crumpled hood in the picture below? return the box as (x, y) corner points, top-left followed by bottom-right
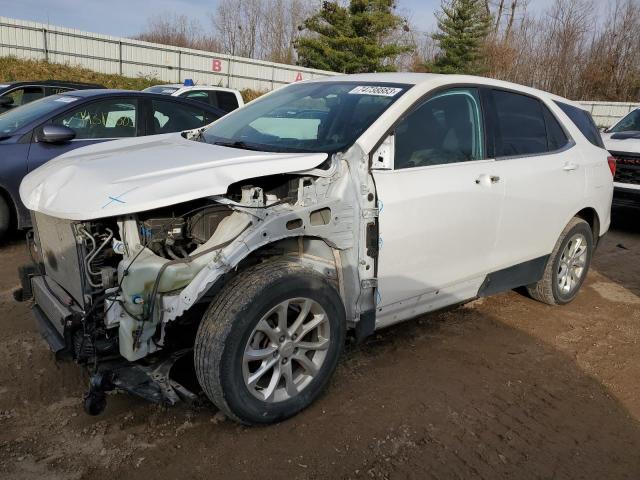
(20, 133), (327, 220)
(602, 132), (640, 154)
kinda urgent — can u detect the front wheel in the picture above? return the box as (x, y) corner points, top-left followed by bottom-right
(527, 217), (593, 305)
(194, 260), (346, 425)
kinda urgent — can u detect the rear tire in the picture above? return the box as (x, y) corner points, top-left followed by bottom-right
(0, 195), (11, 242)
(194, 260), (346, 425)
(527, 217), (593, 305)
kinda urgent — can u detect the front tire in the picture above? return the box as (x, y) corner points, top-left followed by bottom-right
(194, 260), (346, 425)
(527, 217), (593, 305)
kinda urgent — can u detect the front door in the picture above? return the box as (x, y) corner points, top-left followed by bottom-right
(373, 87), (504, 326)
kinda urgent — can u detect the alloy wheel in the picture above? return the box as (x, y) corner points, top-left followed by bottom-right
(242, 298), (331, 403)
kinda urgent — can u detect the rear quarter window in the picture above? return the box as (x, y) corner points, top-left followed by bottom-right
(554, 101), (604, 148)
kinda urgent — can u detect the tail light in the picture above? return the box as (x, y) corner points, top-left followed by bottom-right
(607, 156), (616, 177)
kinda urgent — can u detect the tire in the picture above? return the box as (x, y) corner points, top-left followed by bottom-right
(194, 260), (346, 425)
(0, 195), (10, 242)
(526, 217), (593, 305)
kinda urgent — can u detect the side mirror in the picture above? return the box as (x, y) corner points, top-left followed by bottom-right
(0, 96), (14, 107)
(371, 134), (394, 170)
(39, 125), (76, 144)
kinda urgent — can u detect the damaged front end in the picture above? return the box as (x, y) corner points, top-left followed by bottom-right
(17, 152), (371, 414)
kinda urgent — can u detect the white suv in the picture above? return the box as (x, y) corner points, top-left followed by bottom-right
(19, 73), (614, 424)
(602, 108), (640, 211)
(142, 84), (244, 113)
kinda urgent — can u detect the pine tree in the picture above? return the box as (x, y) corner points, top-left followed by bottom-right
(295, 0), (413, 73)
(430, 0), (492, 74)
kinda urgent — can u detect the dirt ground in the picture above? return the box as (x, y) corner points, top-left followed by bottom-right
(1, 209), (639, 480)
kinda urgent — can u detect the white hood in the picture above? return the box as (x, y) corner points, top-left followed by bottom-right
(602, 132), (640, 154)
(20, 133), (327, 220)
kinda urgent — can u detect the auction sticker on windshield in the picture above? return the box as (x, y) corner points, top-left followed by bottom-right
(55, 97), (79, 103)
(349, 86), (403, 97)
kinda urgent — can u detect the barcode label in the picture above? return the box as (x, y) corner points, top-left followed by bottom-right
(349, 86), (403, 97)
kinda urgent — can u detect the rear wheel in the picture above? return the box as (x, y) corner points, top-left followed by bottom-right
(194, 260), (345, 425)
(527, 217), (593, 305)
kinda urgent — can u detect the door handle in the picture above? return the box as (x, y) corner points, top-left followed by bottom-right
(475, 174), (500, 185)
(563, 162), (579, 171)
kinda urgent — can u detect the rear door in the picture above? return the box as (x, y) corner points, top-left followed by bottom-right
(486, 89), (585, 269)
(373, 87), (504, 324)
(27, 97), (140, 172)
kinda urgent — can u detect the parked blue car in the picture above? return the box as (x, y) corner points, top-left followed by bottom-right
(0, 89), (225, 239)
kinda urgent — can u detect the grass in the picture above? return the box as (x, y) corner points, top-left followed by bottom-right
(0, 56), (266, 102)
(0, 56), (161, 90)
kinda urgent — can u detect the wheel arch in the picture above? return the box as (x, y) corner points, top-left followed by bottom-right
(574, 207), (600, 246)
(194, 235), (351, 319)
(0, 185), (18, 231)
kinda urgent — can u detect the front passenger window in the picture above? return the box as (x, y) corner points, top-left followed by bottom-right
(53, 99), (137, 139)
(395, 88), (484, 169)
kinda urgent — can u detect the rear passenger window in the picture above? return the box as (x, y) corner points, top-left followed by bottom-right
(211, 91), (239, 112)
(554, 101), (605, 148)
(180, 90), (210, 105)
(492, 90), (570, 157)
(150, 99), (214, 135)
(493, 90), (548, 157)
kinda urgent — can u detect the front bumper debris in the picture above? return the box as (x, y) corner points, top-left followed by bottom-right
(21, 272), (202, 415)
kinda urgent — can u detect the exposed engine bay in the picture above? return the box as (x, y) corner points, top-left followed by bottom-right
(21, 154), (376, 413)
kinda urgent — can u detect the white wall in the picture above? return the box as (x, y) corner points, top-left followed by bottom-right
(0, 16), (335, 91)
(577, 101), (639, 128)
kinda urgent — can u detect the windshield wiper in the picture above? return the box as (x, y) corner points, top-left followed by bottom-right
(213, 140), (263, 151)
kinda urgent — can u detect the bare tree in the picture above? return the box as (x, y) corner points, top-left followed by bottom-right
(210, 0), (264, 58)
(477, 0), (640, 101)
(135, 13), (219, 51)
(504, 0), (518, 40)
(260, 0), (317, 63)
(494, 0), (506, 33)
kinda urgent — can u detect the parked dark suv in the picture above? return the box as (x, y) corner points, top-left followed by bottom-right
(0, 89), (225, 239)
(0, 81), (104, 113)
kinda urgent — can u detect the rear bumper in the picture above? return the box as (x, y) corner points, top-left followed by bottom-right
(612, 185), (640, 210)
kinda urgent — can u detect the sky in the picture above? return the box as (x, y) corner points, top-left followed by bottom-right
(0, 0), (570, 39)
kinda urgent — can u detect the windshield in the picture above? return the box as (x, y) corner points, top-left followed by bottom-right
(0, 94), (79, 136)
(202, 82), (410, 153)
(143, 86), (180, 95)
(610, 109), (640, 133)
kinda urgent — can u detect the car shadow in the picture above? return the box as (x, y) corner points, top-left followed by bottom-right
(611, 206), (640, 234)
(592, 207), (640, 296)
